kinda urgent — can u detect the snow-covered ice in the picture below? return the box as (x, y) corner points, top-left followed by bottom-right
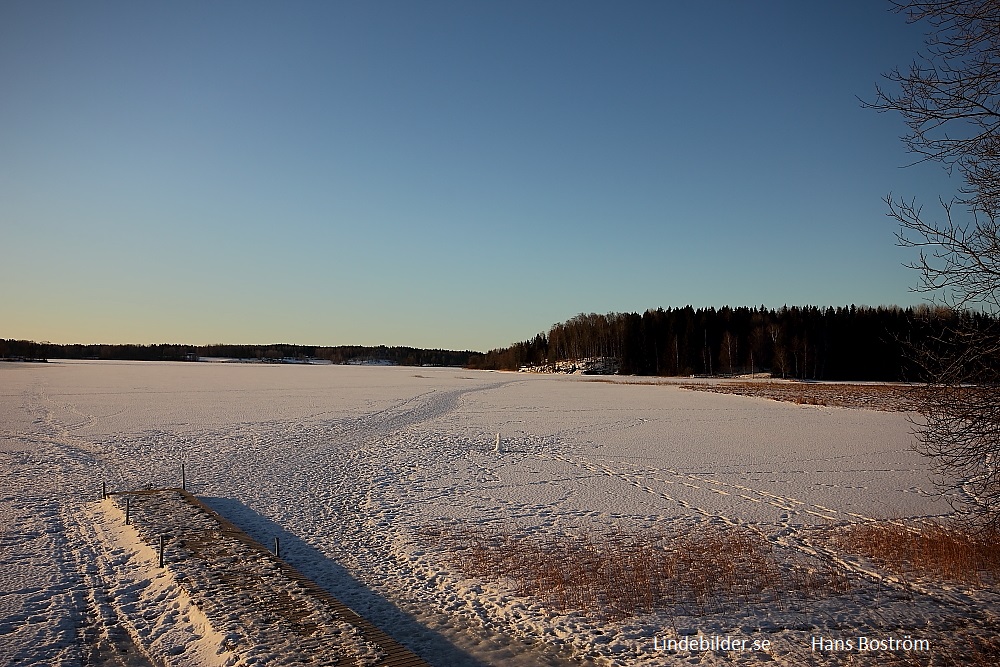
(1, 360), (995, 665)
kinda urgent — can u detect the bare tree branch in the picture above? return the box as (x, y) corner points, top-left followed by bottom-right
(873, 1), (1000, 526)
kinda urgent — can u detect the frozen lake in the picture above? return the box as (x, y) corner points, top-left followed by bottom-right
(2, 360), (983, 666)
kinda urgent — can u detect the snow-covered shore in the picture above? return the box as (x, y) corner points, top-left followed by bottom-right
(1, 360), (995, 665)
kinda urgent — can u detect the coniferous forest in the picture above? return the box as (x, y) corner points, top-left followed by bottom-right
(466, 305), (997, 382)
(0, 341), (476, 368)
(5, 305), (995, 382)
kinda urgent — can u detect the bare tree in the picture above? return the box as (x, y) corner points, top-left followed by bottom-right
(871, 1), (1000, 216)
(868, 0), (1000, 526)
(909, 311), (1000, 525)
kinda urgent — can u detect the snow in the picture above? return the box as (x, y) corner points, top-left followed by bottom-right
(72, 490), (386, 666)
(1, 360), (996, 666)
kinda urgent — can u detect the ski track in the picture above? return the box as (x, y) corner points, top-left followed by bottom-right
(1, 361), (997, 666)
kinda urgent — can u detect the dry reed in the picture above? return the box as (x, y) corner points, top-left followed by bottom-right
(428, 524), (807, 620)
(831, 520), (1000, 586)
(425, 519), (997, 620)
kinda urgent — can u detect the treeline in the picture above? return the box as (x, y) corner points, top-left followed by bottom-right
(315, 345), (475, 367)
(466, 305), (996, 381)
(0, 340), (476, 367)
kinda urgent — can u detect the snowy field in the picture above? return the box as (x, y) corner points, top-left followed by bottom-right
(1, 360), (995, 666)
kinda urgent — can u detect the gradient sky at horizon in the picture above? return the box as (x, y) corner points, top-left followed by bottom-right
(1, 1), (961, 351)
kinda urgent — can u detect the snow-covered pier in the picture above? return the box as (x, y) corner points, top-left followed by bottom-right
(85, 488), (430, 667)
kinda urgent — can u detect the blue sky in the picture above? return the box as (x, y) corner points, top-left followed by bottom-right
(1, 1), (956, 350)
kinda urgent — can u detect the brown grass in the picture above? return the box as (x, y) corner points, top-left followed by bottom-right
(679, 381), (914, 411)
(793, 394), (827, 406)
(583, 378), (913, 411)
(830, 520), (1000, 586)
(424, 524), (860, 620)
(424, 519), (1000, 622)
